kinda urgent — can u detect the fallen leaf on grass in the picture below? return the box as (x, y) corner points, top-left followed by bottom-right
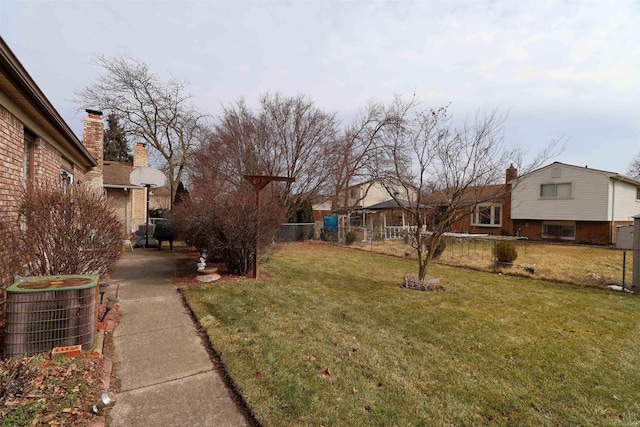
(322, 368), (333, 384)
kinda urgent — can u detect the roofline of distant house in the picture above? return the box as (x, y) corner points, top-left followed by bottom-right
(0, 36), (96, 167)
(517, 161), (640, 186)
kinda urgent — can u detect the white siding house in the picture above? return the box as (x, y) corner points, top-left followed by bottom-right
(340, 180), (416, 211)
(511, 162), (640, 243)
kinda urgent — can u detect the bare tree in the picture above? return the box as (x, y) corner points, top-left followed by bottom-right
(259, 93), (339, 219)
(627, 153), (640, 180)
(204, 93), (338, 220)
(75, 56), (207, 207)
(375, 99), (560, 281)
(198, 98), (265, 193)
(330, 100), (401, 214)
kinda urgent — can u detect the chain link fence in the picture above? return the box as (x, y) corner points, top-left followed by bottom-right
(337, 227), (635, 290)
(277, 223), (316, 242)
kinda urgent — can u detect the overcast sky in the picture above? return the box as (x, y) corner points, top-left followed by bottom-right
(1, 0), (638, 174)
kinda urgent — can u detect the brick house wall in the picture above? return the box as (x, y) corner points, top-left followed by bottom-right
(131, 143), (148, 226)
(512, 219), (633, 244)
(0, 105), (94, 222)
(0, 105), (24, 221)
(106, 189), (132, 232)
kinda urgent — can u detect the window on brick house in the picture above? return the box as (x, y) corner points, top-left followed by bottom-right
(60, 169), (73, 186)
(23, 128), (37, 187)
(23, 140), (30, 185)
(471, 204), (502, 227)
(542, 221), (575, 240)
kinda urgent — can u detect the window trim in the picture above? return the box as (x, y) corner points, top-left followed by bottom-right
(471, 204), (502, 228)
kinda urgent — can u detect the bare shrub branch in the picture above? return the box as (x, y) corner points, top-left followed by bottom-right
(2, 182), (124, 277)
(170, 182), (286, 276)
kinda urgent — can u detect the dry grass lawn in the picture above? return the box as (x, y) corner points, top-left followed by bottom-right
(182, 242), (640, 426)
(351, 238), (631, 288)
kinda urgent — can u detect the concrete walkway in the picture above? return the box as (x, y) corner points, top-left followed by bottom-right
(106, 248), (251, 427)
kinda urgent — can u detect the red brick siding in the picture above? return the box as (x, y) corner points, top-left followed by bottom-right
(512, 219), (632, 245)
(0, 105), (26, 220)
(82, 116), (103, 188)
(37, 139), (64, 184)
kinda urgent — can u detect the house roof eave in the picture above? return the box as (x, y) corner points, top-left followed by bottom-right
(0, 36), (96, 168)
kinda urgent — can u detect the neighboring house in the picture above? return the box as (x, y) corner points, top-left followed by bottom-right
(311, 196), (332, 222)
(103, 142), (170, 234)
(0, 36), (100, 222)
(511, 162), (640, 244)
(362, 198), (417, 230)
(149, 186), (171, 211)
(335, 180), (417, 227)
(421, 165), (517, 235)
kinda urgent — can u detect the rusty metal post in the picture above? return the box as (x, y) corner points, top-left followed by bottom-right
(244, 175), (295, 278)
(254, 184), (262, 278)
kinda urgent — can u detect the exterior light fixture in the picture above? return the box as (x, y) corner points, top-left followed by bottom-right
(92, 391), (116, 414)
(100, 296), (119, 322)
(98, 282), (110, 304)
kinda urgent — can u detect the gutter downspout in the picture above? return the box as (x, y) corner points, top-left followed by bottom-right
(611, 177), (621, 244)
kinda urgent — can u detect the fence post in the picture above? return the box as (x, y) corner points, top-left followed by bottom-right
(493, 241), (497, 273)
(633, 215), (640, 291)
(622, 250), (626, 290)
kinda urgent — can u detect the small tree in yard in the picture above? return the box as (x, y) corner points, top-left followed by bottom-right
(374, 97), (560, 282)
(0, 182), (125, 317)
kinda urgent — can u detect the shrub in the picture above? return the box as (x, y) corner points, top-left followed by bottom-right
(494, 240), (518, 263)
(170, 188), (286, 276)
(0, 182), (125, 314)
(345, 231), (357, 245)
(12, 182), (124, 276)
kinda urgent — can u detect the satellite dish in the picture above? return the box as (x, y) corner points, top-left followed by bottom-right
(130, 167), (166, 188)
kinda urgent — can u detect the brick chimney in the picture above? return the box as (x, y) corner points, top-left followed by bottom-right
(133, 142), (149, 167)
(132, 142), (149, 230)
(506, 164), (517, 183)
(83, 109), (104, 190)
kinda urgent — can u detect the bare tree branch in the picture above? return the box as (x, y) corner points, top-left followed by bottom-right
(74, 55), (208, 207)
